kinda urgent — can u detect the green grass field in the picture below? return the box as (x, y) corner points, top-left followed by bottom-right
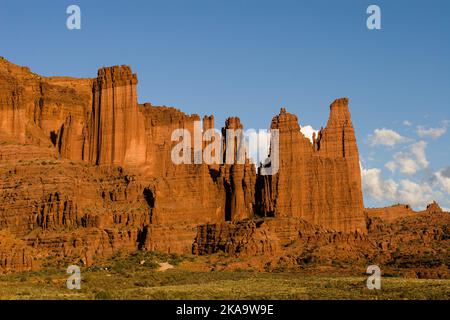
(1, 259), (448, 300)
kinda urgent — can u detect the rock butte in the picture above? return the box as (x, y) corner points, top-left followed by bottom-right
(0, 57), (448, 276)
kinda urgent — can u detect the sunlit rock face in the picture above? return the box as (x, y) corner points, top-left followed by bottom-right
(0, 57), (401, 273)
(256, 99), (366, 234)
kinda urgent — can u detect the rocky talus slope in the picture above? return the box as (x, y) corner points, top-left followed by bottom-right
(193, 203), (448, 278)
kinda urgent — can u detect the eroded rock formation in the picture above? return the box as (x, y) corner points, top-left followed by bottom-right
(256, 100), (366, 233)
(366, 201), (444, 224)
(84, 66), (146, 166)
(194, 210), (449, 278)
(0, 57), (448, 276)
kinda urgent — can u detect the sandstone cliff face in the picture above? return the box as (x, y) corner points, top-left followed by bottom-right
(366, 201), (444, 224)
(0, 232), (40, 273)
(3, 57), (442, 275)
(136, 106), (255, 226)
(193, 217), (376, 272)
(366, 204), (416, 224)
(0, 57), (92, 156)
(84, 66), (146, 166)
(256, 99), (366, 233)
(0, 58), (261, 272)
(219, 117), (256, 222)
(194, 209), (449, 278)
(79, 66), (255, 227)
(137, 105), (221, 226)
(0, 158), (152, 266)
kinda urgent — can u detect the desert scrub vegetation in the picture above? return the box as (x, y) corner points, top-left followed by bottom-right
(0, 268), (449, 300)
(104, 251), (192, 275)
(0, 252), (448, 300)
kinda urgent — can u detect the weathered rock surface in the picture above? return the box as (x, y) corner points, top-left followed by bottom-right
(84, 66), (146, 166)
(194, 207), (449, 278)
(0, 57), (448, 277)
(0, 159), (150, 266)
(256, 100), (366, 233)
(0, 231), (41, 273)
(366, 204), (416, 224)
(0, 57), (92, 156)
(366, 201), (444, 224)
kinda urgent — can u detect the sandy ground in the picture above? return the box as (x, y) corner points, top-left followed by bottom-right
(157, 262), (174, 272)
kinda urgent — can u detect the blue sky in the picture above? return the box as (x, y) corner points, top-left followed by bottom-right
(1, 0), (449, 209)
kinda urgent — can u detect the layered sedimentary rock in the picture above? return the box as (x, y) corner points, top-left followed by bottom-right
(84, 66), (146, 166)
(366, 204), (416, 223)
(0, 58), (261, 272)
(0, 232), (40, 273)
(194, 208), (449, 278)
(366, 201), (444, 224)
(193, 218), (374, 263)
(365, 208), (449, 279)
(0, 58), (255, 226)
(424, 201), (444, 214)
(193, 217), (377, 274)
(219, 117), (256, 221)
(0, 57), (92, 156)
(136, 106), (255, 226)
(0, 158), (151, 265)
(3, 57), (445, 275)
(256, 100), (366, 233)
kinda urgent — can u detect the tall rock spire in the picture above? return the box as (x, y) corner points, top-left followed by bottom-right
(0, 57), (366, 233)
(256, 98), (366, 233)
(316, 97), (359, 162)
(220, 117), (256, 221)
(85, 66), (146, 166)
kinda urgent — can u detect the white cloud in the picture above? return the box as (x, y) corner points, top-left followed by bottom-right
(396, 179), (436, 208)
(300, 125), (319, 144)
(393, 153), (420, 175)
(434, 168), (450, 194)
(386, 141), (428, 175)
(369, 128), (408, 147)
(441, 167), (450, 178)
(417, 125), (447, 139)
(403, 120), (412, 126)
(410, 141), (428, 168)
(385, 161), (397, 173)
(361, 164), (440, 210)
(361, 166), (398, 202)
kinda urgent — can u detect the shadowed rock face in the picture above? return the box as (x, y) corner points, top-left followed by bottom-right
(1, 57), (446, 274)
(192, 210), (449, 278)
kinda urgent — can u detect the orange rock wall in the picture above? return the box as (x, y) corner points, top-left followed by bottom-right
(0, 57), (374, 272)
(256, 99), (366, 233)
